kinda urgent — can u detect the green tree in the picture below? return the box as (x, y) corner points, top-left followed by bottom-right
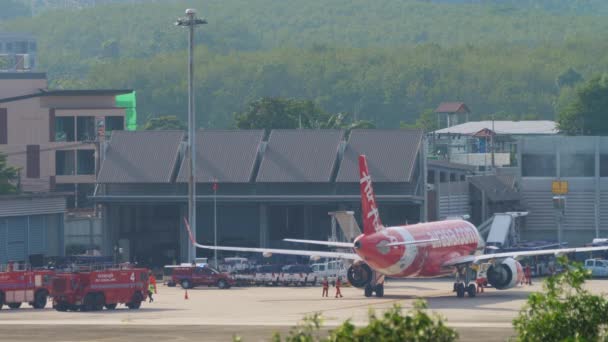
(0, 0), (29, 20)
(143, 115), (186, 130)
(234, 97), (330, 130)
(401, 109), (438, 133)
(513, 256), (608, 341)
(0, 151), (19, 194)
(556, 67), (584, 89)
(557, 74), (608, 135)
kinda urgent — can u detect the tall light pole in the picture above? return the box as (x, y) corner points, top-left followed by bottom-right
(176, 9), (207, 263)
(213, 180), (218, 269)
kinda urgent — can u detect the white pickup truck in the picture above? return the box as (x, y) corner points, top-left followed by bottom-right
(584, 259), (608, 277)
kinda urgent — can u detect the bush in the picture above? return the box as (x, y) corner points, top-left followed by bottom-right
(513, 256), (608, 341)
(265, 300), (457, 342)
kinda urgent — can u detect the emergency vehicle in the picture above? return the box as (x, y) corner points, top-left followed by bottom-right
(51, 266), (149, 311)
(0, 263), (54, 310)
(171, 264), (234, 289)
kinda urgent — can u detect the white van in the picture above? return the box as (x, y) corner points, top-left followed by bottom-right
(311, 260), (347, 284)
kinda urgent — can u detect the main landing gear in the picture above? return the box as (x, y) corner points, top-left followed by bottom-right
(453, 265), (477, 298)
(364, 283), (384, 298)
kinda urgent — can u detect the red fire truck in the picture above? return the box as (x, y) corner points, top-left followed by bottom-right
(0, 264), (54, 310)
(51, 266), (149, 311)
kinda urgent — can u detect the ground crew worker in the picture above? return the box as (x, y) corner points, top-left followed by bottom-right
(476, 276), (485, 293)
(334, 277), (343, 298)
(321, 277), (329, 297)
(149, 271), (158, 294)
(524, 264), (532, 285)
(148, 282), (155, 303)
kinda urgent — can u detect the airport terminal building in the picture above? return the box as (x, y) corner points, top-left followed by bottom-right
(519, 136), (608, 245)
(94, 129), (434, 265)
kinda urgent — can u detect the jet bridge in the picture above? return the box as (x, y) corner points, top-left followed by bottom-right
(477, 212), (528, 250)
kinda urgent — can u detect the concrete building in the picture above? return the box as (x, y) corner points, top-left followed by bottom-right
(0, 72), (132, 207)
(518, 136), (608, 246)
(430, 120), (558, 171)
(93, 129), (428, 266)
(0, 194), (66, 264)
(0, 32), (37, 72)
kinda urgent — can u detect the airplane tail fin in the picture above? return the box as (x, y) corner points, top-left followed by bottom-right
(358, 155), (383, 235)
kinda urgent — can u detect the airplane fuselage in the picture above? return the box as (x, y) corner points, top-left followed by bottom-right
(354, 220), (480, 278)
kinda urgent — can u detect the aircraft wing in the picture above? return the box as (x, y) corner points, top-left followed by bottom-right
(192, 242), (361, 260)
(442, 245), (608, 267)
(283, 239), (354, 248)
(184, 219), (361, 261)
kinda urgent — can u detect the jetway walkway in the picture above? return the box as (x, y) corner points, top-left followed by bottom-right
(477, 212), (528, 249)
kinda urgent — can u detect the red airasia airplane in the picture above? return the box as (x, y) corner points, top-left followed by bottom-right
(186, 155), (608, 298)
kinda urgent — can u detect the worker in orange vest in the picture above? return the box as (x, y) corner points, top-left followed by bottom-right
(321, 277), (329, 297)
(476, 276), (485, 293)
(334, 277), (343, 298)
(524, 264), (532, 285)
(149, 271), (157, 294)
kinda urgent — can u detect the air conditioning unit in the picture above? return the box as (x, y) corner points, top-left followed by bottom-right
(15, 54), (30, 70)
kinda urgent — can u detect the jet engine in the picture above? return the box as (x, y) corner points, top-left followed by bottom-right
(486, 258), (523, 290)
(347, 262), (373, 288)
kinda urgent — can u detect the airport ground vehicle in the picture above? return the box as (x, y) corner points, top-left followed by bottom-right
(584, 259), (608, 277)
(311, 260), (347, 284)
(171, 264), (234, 289)
(279, 264), (314, 285)
(0, 263), (54, 310)
(51, 266), (149, 311)
(219, 257), (251, 273)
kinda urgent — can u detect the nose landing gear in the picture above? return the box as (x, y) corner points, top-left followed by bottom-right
(454, 265), (477, 298)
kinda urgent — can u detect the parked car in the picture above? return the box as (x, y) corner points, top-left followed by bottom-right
(584, 259), (608, 278)
(171, 264), (235, 289)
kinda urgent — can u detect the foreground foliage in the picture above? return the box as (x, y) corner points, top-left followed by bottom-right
(0, 152), (19, 195)
(513, 256), (608, 341)
(268, 301), (457, 342)
(558, 74), (608, 135)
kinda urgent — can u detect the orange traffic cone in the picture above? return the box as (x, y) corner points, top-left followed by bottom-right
(184, 289), (189, 300)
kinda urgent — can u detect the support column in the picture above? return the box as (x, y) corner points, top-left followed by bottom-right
(259, 204), (268, 248)
(303, 206), (311, 239)
(481, 190), (487, 223)
(595, 137), (600, 239)
(420, 135), (428, 222)
(179, 204), (189, 263)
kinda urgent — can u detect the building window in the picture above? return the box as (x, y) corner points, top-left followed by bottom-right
(0, 108), (7, 144)
(26, 145), (40, 178)
(77, 150), (95, 175)
(560, 154), (594, 177)
(55, 117), (75, 142)
(427, 171), (435, 184)
(55, 184), (75, 208)
(522, 154), (556, 177)
(106, 116), (124, 134)
(600, 155), (608, 177)
(439, 172), (447, 183)
(76, 116), (95, 142)
(460, 174), (466, 181)
(450, 173), (456, 182)
(76, 183), (95, 208)
(56, 150), (75, 175)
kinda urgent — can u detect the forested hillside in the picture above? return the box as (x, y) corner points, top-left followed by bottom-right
(2, 0), (608, 127)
